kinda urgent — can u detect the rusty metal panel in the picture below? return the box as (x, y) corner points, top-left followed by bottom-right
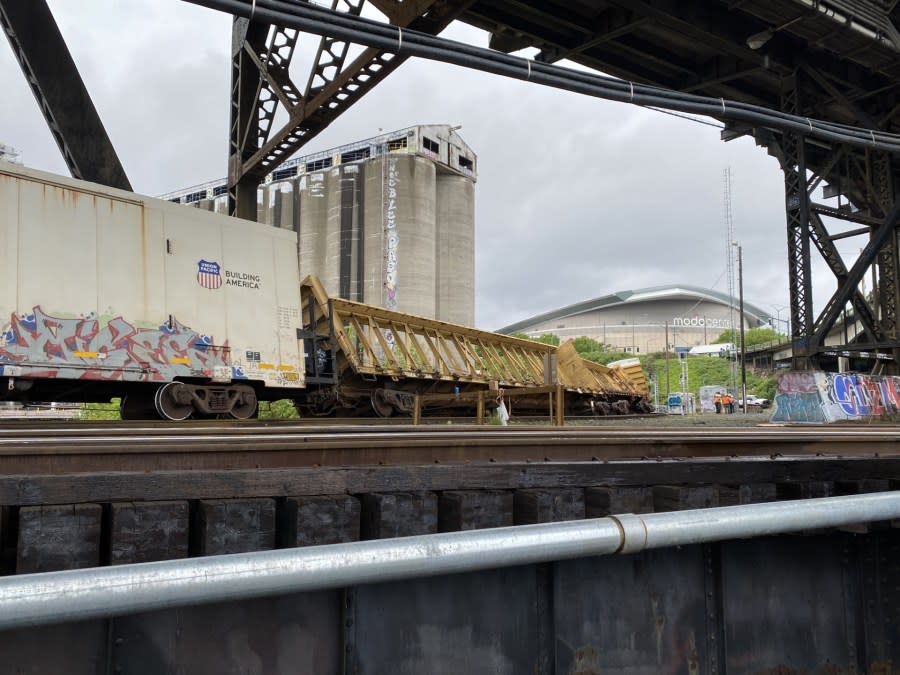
(554, 546), (711, 673)
(859, 529), (900, 671)
(720, 534), (858, 672)
(348, 567), (542, 674)
(0, 621), (109, 675)
(110, 591), (341, 675)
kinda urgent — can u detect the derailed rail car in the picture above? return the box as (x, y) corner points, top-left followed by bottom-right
(295, 276), (652, 418)
(0, 163), (651, 420)
(0, 163), (304, 419)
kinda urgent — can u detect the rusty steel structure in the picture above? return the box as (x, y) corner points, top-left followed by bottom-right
(209, 0), (900, 370)
(297, 275), (650, 417)
(4, 1), (900, 366)
(0, 0), (130, 190)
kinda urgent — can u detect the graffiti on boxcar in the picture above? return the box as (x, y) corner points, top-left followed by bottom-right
(772, 371), (900, 422)
(0, 307), (229, 381)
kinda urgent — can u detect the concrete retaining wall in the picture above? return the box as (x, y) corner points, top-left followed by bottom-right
(772, 371), (900, 423)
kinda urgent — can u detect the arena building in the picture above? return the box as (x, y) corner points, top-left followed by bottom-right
(161, 125), (477, 325)
(498, 285), (772, 354)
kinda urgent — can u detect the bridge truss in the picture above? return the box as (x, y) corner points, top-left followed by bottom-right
(3, 0), (900, 368)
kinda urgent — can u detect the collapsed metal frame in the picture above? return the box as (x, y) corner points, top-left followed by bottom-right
(299, 275), (647, 396)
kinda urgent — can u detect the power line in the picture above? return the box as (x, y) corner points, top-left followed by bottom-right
(185, 0), (900, 154)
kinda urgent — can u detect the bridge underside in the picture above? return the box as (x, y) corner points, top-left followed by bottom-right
(4, 0), (900, 367)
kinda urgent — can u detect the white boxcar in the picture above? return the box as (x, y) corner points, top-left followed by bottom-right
(0, 163), (303, 419)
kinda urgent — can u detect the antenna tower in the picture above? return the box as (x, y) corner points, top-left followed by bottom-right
(724, 167), (738, 393)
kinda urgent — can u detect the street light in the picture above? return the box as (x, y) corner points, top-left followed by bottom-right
(771, 304), (789, 338)
(732, 242), (747, 413)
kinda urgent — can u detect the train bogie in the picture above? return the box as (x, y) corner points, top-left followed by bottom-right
(0, 164), (304, 418)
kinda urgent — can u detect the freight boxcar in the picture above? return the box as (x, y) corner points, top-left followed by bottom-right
(0, 163), (304, 419)
(1, 162), (652, 421)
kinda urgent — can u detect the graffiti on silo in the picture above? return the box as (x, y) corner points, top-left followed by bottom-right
(384, 159), (399, 310)
(309, 173), (325, 198)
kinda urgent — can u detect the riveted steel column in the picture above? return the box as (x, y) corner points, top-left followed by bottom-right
(228, 17), (269, 220)
(870, 149), (900, 365)
(781, 73), (815, 368)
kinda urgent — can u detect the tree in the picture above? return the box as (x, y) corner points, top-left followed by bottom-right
(510, 332), (560, 346)
(571, 336), (605, 354)
(713, 327), (781, 349)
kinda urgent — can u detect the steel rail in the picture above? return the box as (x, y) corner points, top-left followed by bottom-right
(0, 425), (897, 474)
(184, 0), (900, 153)
(2, 427), (900, 450)
(2, 491), (898, 630)
(2, 420), (900, 439)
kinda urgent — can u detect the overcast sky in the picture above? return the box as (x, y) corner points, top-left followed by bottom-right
(1, 1), (860, 334)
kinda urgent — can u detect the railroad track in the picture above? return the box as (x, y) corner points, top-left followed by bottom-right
(0, 421), (898, 474)
(1, 421), (897, 588)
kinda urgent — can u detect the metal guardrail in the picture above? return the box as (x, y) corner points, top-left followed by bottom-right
(2, 492), (899, 630)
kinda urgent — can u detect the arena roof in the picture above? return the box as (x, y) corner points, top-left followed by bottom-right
(498, 285), (772, 334)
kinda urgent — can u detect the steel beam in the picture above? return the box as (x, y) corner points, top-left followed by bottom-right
(870, 150), (899, 352)
(0, 0), (130, 190)
(807, 211), (881, 343)
(227, 0), (474, 219)
(780, 74), (816, 367)
(813, 198), (900, 349)
(228, 18), (272, 220)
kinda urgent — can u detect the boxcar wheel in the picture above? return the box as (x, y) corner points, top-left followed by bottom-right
(230, 387), (258, 419)
(370, 389), (394, 418)
(154, 382), (193, 421)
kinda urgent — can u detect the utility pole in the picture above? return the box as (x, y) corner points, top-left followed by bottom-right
(664, 321), (670, 400)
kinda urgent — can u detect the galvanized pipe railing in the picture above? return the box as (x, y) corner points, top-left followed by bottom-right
(2, 492), (900, 630)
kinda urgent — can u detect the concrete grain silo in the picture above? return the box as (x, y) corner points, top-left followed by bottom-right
(372, 153), (438, 318)
(436, 173), (475, 326)
(163, 125), (477, 324)
(297, 172), (329, 291)
(322, 167), (348, 299)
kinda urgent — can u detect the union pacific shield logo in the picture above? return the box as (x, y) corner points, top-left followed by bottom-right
(197, 260), (222, 289)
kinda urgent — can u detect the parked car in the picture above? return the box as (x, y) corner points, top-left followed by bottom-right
(739, 394), (770, 409)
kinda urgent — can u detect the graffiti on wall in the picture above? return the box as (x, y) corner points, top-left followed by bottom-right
(0, 307), (229, 382)
(771, 371), (900, 423)
(384, 158), (399, 310)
